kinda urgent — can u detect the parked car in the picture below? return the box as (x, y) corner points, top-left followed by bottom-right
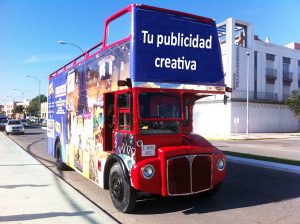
(0, 116), (8, 131)
(21, 119), (29, 127)
(5, 120), (24, 135)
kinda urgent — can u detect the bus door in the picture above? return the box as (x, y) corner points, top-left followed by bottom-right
(104, 93), (114, 151)
(113, 92), (135, 159)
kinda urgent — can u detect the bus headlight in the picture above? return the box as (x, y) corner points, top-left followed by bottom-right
(142, 164), (155, 179)
(216, 158), (225, 171)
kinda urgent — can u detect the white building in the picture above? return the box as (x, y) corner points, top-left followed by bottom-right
(4, 100), (30, 119)
(4, 101), (17, 118)
(16, 100), (30, 109)
(194, 18), (300, 136)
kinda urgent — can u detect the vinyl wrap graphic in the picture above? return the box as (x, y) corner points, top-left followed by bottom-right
(49, 41), (130, 184)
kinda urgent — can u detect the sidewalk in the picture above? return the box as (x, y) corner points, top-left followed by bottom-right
(0, 132), (118, 224)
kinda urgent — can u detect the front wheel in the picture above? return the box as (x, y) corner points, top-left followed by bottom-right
(109, 163), (136, 213)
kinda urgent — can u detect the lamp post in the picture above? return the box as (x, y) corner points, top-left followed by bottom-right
(26, 75), (41, 124)
(246, 52), (250, 136)
(58, 40), (84, 54)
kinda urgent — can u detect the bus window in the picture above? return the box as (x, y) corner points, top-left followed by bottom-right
(117, 93), (132, 131)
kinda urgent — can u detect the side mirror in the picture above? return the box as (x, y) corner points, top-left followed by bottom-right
(117, 80), (127, 86)
(117, 78), (132, 87)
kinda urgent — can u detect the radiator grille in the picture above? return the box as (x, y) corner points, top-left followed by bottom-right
(192, 155), (212, 192)
(167, 155), (212, 195)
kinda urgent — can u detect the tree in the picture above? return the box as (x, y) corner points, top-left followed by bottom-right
(13, 105), (24, 114)
(26, 95), (47, 116)
(285, 90), (300, 119)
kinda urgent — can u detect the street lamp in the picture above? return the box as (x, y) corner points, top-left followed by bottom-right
(26, 75), (41, 124)
(246, 52), (250, 136)
(58, 40), (84, 54)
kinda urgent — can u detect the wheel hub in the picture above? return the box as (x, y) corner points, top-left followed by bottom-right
(112, 175), (124, 201)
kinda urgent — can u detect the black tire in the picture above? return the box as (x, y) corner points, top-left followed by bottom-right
(5, 131), (9, 135)
(109, 163), (136, 213)
(55, 141), (68, 170)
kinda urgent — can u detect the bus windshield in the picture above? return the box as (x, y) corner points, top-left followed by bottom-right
(138, 92), (181, 135)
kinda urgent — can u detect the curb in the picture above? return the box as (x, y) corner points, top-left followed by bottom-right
(227, 155), (300, 174)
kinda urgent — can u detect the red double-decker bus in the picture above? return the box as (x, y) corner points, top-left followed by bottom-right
(48, 4), (229, 212)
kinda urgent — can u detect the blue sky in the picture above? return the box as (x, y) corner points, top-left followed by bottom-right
(0, 0), (299, 104)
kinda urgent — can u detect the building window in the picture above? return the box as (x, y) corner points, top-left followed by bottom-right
(283, 57), (290, 74)
(283, 57), (292, 86)
(266, 54), (275, 67)
(266, 54), (277, 84)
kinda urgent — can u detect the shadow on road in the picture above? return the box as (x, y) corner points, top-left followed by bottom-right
(131, 163), (300, 215)
(0, 184), (49, 189)
(0, 211), (94, 222)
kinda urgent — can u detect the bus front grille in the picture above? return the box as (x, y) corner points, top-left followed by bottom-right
(167, 155), (212, 195)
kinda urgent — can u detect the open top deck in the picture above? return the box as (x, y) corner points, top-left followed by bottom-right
(49, 4), (225, 93)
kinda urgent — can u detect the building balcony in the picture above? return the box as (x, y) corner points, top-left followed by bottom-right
(265, 68), (277, 81)
(231, 90), (278, 102)
(282, 71), (293, 85)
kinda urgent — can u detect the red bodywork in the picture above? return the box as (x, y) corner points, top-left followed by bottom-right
(127, 88), (226, 196)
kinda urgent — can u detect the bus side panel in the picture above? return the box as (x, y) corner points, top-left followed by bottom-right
(64, 40), (131, 187)
(47, 73), (67, 163)
(47, 80), (55, 157)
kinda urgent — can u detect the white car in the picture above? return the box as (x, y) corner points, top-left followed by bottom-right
(5, 120), (25, 135)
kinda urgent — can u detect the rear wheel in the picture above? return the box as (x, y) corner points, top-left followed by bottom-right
(55, 141), (68, 170)
(109, 163), (136, 213)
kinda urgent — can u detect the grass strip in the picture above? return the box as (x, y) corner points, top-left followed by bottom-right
(223, 150), (300, 167)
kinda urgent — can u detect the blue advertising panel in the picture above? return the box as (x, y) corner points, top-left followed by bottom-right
(132, 7), (224, 86)
(47, 72), (67, 160)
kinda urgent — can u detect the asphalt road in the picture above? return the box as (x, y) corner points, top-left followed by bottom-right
(5, 128), (300, 224)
